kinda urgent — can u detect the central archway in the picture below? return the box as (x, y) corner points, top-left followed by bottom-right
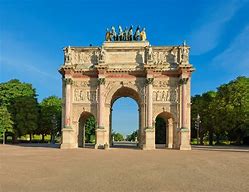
(109, 86), (142, 148)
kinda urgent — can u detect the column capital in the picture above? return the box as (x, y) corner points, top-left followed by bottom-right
(98, 78), (105, 85)
(146, 78), (154, 85)
(179, 78), (189, 85)
(64, 78), (73, 85)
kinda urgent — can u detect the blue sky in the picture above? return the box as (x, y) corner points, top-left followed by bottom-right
(1, 0), (249, 135)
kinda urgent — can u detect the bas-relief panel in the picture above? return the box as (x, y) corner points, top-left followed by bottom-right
(152, 80), (179, 103)
(72, 80), (98, 103)
(152, 88), (178, 103)
(106, 51), (144, 64)
(73, 89), (97, 103)
(64, 49), (99, 65)
(72, 80), (98, 87)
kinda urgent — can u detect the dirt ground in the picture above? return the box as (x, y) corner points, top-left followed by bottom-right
(0, 144), (249, 192)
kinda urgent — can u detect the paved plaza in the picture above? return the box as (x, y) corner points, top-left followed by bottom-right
(0, 144), (249, 192)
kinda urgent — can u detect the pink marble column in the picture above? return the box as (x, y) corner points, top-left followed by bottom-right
(64, 78), (72, 128)
(98, 78), (105, 129)
(179, 77), (191, 150)
(147, 78), (153, 128)
(181, 78), (188, 128)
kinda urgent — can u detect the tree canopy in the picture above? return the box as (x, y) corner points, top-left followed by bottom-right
(38, 96), (62, 142)
(191, 76), (249, 145)
(0, 106), (13, 137)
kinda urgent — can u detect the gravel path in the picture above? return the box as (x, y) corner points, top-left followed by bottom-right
(0, 144), (249, 192)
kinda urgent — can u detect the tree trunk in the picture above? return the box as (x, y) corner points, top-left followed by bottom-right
(42, 134), (45, 143)
(216, 133), (221, 145)
(200, 134), (204, 145)
(209, 129), (214, 145)
(29, 133), (32, 143)
(13, 134), (18, 144)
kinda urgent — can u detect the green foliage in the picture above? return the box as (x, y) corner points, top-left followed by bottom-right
(0, 80), (38, 139)
(12, 96), (39, 137)
(0, 106), (14, 137)
(126, 130), (138, 141)
(191, 76), (249, 145)
(38, 96), (62, 139)
(216, 76), (249, 143)
(0, 79), (36, 106)
(84, 116), (96, 143)
(112, 132), (124, 141)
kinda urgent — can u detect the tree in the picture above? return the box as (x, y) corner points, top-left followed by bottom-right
(12, 96), (39, 141)
(84, 116), (96, 143)
(126, 130), (138, 141)
(0, 106), (14, 143)
(112, 132), (124, 141)
(191, 76), (249, 145)
(0, 79), (38, 141)
(216, 76), (249, 144)
(191, 91), (217, 145)
(38, 96), (62, 142)
(0, 79), (36, 106)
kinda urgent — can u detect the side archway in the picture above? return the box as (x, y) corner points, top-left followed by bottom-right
(78, 111), (96, 148)
(154, 111), (174, 148)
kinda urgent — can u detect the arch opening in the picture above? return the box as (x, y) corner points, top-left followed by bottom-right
(109, 87), (141, 149)
(78, 112), (96, 148)
(155, 112), (174, 149)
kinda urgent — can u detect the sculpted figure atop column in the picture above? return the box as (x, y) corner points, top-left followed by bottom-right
(64, 46), (71, 64)
(98, 47), (106, 64)
(181, 40), (189, 64)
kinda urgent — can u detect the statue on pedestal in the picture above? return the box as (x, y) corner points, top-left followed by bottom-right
(146, 45), (153, 64)
(181, 40), (189, 63)
(64, 46), (71, 63)
(98, 46), (106, 63)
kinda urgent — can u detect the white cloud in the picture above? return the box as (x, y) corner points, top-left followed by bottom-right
(211, 25), (249, 75)
(189, 0), (246, 55)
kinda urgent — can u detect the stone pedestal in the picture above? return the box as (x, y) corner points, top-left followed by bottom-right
(95, 128), (106, 149)
(143, 128), (155, 150)
(60, 128), (76, 149)
(179, 128), (191, 150)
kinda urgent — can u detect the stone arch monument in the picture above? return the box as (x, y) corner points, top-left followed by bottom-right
(59, 39), (195, 150)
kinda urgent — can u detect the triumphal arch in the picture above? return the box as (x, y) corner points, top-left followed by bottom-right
(59, 28), (194, 150)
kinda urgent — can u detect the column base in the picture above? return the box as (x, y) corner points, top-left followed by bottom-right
(60, 128), (77, 149)
(95, 128), (106, 149)
(142, 128), (155, 150)
(179, 128), (191, 150)
(60, 143), (77, 149)
(167, 143), (173, 149)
